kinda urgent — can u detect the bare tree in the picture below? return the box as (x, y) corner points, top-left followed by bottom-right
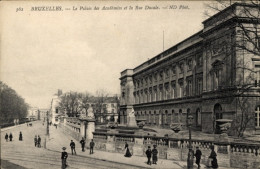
(59, 92), (82, 117)
(94, 89), (109, 123)
(204, 1), (260, 137)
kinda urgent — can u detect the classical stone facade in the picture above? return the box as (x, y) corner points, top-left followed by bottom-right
(120, 3), (260, 134)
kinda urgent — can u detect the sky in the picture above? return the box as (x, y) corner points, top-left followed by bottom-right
(1, 1), (208, 109)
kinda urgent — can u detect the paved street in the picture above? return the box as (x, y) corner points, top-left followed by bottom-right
(1, 121), (147, 169)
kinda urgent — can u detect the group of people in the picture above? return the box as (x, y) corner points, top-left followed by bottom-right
(61, 138), (95, 168)
(5, 132), (23, 142)
(123, 142), (158, 165)
(5, 133), (13, 141)
(34, 135), (41, 147)
(145, 145), (158, 165)
(194, 146), (218, 169)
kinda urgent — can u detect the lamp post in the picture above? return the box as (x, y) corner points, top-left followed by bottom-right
(187, 115), (194, 169)
(46, 111), (50, 136)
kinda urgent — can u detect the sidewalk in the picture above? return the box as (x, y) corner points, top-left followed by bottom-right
(46, 126), (236, 169)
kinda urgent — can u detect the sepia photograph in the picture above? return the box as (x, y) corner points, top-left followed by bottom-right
(0, 1), (260, 169)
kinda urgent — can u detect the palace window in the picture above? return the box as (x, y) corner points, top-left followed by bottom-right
(179, 62), (184, 74)
(165, 68), (169, 78)
(153, 89), (157, 101)
(255, 106), (260, 127)
(197, 55), (203, 67)
(154, 73), (158, 82)
(145, 77), (148, 86)
(159, 89), (163, 101)
(172, 65), (176, 76)
(179, 81), (184, 97)
(159, 71), (163, 80)
(149, 75), (153, 84)
(148, 91), (152, 102)
(196, 78), (203, 95)
(187, 59), (192, 71)
(171, 81), (176, 99)
(187, 79), (192, 96)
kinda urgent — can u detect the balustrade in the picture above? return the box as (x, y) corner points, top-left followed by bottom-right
(230, 143), (260, 156)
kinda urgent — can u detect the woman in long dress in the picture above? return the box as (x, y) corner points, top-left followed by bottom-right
(209, 146), (218, 168)
(19, 132), (23, 141)
(124, 144), (132, 157)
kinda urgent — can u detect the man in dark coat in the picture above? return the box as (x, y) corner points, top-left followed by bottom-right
(70, 140), (76, 155)
(5, 133), (8, 142)
(37, 135), (41, 147)
(34, 135), (37, 147)
(80, 137), (86, 152)
(146, 146), (152, 165)
(90, 139), (95, 154)
(152, 145), (158, 164)
(195, 146), (202, 168)
(9, 133), (13, 141)
(61, 147), (68, 169)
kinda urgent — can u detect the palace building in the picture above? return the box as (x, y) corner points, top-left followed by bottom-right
(119, 3), (260, 135)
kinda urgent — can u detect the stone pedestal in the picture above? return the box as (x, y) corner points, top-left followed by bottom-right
(133, 137), (144, 156)
(86, 120), (95, 140)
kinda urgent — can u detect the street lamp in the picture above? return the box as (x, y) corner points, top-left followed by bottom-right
(46, 111), (50, 136)
(187, 115), (194, 169)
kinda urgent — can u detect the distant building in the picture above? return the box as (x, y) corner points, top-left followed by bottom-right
(89, 96), (119, 123)
(39, 109), (49, 121)
(120, 3), (260, 135)
(50, 90), (62, 124)
(27, 107), (39, 121)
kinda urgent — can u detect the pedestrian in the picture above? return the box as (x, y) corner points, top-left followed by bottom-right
(27, 123), (28, 127)
(124, 142), (128, 150)
(90, 139), (95, 154)
(55, 124), (57, 129)
(61, 147), (68, 169)
(9, 133), (13, 141)
(124, 142), (132, 157)
(34, 135), (37, 147)
(5, 133), (8, 142)
(152, 145), (158, 164)
(80, 137), (86, 152)
(38, 135), (41, 148)
(145, 146), (152, 165)
(70, 140), (76, 155)
(209, 146), (218, 169)
(195, 146), (202, 168)
(19, 131), (23, 141)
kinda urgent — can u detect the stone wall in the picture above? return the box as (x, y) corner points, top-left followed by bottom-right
(92, 132), (260, 168)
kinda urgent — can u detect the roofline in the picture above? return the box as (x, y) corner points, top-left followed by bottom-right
(202, 2), (258, 24)
(133, 30), (203, 71)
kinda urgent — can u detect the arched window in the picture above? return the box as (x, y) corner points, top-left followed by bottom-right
(255, 106), (260, 127)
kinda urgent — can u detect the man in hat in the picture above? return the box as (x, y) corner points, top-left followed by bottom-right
(70, 140), (76, 155)
(61, 147), (68, 169)
(195, 146), (202, 168)
(89, 139), (95, 154)
(34, 135), (37, 147)
(37, 135), (41, 147)
(146, 146), (152, 165)
(152, 145), (158, 164)
(80, 137), (86, 152)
